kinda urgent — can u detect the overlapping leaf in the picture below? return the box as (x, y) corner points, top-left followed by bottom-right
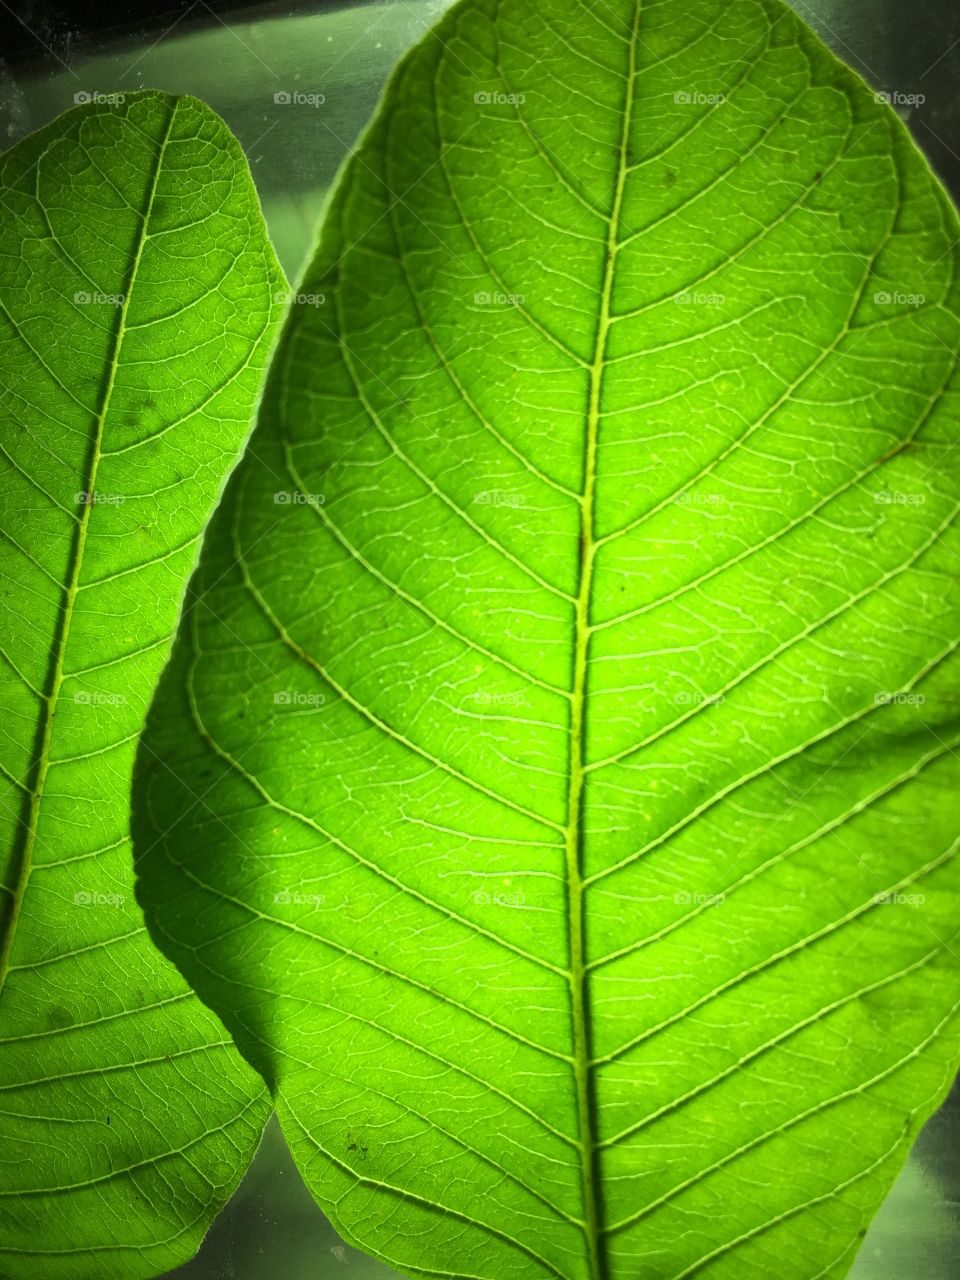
(0, 91), (284, 1277)
(135, 2), (960, 1278)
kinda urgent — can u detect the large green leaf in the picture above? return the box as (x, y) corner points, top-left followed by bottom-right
(134, 1), (960, 1277)
(0, 92), (284, 1276)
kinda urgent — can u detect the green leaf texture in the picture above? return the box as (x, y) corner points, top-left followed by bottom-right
(0, 92), (283, 1276)
(134, 2), (960, 1278)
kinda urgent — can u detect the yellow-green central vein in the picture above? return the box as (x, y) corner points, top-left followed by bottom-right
(566, 5), (640, 1277)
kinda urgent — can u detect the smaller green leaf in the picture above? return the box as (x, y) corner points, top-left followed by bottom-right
(0, 91), (284, 1278)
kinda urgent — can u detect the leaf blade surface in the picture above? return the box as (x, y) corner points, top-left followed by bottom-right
(135, 4), (960, 1278)
(0, 90), (284, 1277)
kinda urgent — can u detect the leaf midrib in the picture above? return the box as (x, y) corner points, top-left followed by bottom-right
(568, 4), (640, 1277)
(0, 96), (178, 996)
